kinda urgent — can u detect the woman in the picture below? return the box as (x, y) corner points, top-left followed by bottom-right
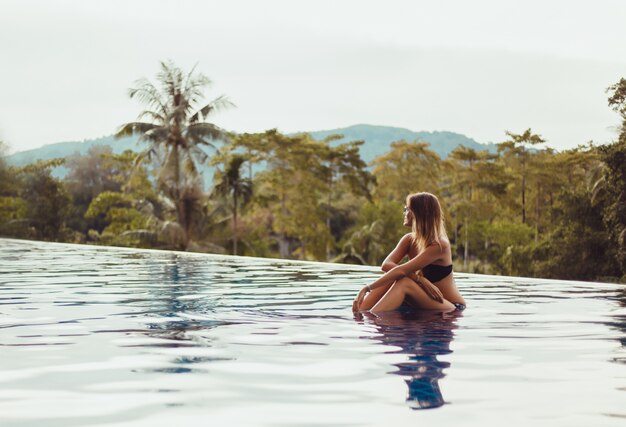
(352, 192), (466, 313)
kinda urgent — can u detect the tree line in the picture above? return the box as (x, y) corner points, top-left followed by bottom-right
(1, 62), (625, 283)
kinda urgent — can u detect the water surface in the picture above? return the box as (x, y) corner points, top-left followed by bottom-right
(0, 239), (624, 426)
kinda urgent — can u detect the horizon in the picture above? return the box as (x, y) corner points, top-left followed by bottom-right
(1, 0), (626, 154)
(6, 123), (494, 157)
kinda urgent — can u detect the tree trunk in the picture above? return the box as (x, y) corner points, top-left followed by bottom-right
(173, 144), (188, 250)
(278, 238), (290, 258)
(233, 190), (238, 255)
(279, 187), (289, 258)
(521, 174), (526, 224)
(463, 216), (469, 270)
(521, 146), (526, 224)
(535, 184), (540, 243)
(173, 144), (180, 197)
(326, 173), (333, 260)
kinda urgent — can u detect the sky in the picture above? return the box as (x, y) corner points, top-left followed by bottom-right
(1, 0), (625, 154)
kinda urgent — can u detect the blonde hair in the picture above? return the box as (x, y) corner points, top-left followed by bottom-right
(406, 192), (448, 253)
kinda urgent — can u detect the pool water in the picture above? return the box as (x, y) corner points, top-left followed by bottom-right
(0, 238), (624, 426)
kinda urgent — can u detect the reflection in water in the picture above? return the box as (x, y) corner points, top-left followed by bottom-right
(609, 287), (626, 359)
(356, 309), (461, 410)
(2, 239), (626, 426)
(120, 256), (233, 366)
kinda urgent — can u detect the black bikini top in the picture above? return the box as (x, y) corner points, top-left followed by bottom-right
(422, 264), (453, 283)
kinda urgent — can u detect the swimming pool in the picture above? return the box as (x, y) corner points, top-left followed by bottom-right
(0, 238), (624, 426)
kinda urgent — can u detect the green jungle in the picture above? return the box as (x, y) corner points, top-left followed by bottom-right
(1, 62), (625, 283)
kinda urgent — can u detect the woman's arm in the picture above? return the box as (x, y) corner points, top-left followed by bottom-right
(370, 244), (444, 291)
(352, 244), (445, 311)
(381, 233), (412, 272)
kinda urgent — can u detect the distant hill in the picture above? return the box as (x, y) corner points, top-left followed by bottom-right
(6, 124), (497, 182)
(303, 124), (497, 163)
(7, 134), (140, 167)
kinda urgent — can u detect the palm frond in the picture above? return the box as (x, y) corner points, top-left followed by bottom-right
(591, 176), (607, 205)
(190, 96), (235, 123)
(184, 63), (200, 88)
(133, 147), (158, 169)
(184, 76), (211, 112)
(115, 122), (158, 139)
(160, 220), (186, 245)
(156, 193), (177, 211)
(158, 60), (183, 102)
(140, 127), (168, 145)
(137, 110), (166, 123)
(189, 144), (210, 165)
(120, 229), (157, 239)
(129, 79), (169, 116)
(187, 122), (230, 144)
(188, 134), (217, 152)
(135, 199), (155, 216)
(187, 240), (227, 254)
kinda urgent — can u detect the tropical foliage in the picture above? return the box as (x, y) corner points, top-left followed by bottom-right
(1, 65), (625, 283)
(115, 60), (234, 250)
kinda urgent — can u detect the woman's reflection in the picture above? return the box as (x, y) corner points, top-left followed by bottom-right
(355, 309), (461, 410)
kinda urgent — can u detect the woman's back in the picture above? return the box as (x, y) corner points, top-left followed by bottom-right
(408, 239), (465, 306)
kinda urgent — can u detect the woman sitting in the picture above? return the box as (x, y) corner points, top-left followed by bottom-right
(352, 192), (466, 313)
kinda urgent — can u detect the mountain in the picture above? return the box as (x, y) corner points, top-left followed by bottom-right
(303, 124), (497, 163)
(7, 134), (140, 167)
(6, 124), (497, 179)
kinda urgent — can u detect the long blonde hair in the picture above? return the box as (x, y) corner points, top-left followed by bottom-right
(406, 192), (448, 253)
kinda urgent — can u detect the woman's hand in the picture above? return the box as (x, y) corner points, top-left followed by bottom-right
(418, 281), (444, 303)
(352, 286), (369, 312)
(413, 272), (444, 303)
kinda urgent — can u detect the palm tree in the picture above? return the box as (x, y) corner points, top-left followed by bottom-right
(116, 60), (234, 249)
(333, 220), (386, 265)
(213, 154), (252, 255)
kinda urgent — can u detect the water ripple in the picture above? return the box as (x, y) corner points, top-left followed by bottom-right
(0, 238), (624, 426)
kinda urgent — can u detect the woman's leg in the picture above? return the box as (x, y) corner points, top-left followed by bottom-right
(371, 277), (455, 313)
(358, 283), (393, 311)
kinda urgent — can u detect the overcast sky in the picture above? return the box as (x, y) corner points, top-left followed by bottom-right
(1, 0), (625, 153)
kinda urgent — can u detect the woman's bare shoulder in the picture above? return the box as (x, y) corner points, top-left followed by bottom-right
(399, 233), (414, 246)
(427, 238), (451, 254)
(389, 233), (413, 253)
(439, 238), (453, 258)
